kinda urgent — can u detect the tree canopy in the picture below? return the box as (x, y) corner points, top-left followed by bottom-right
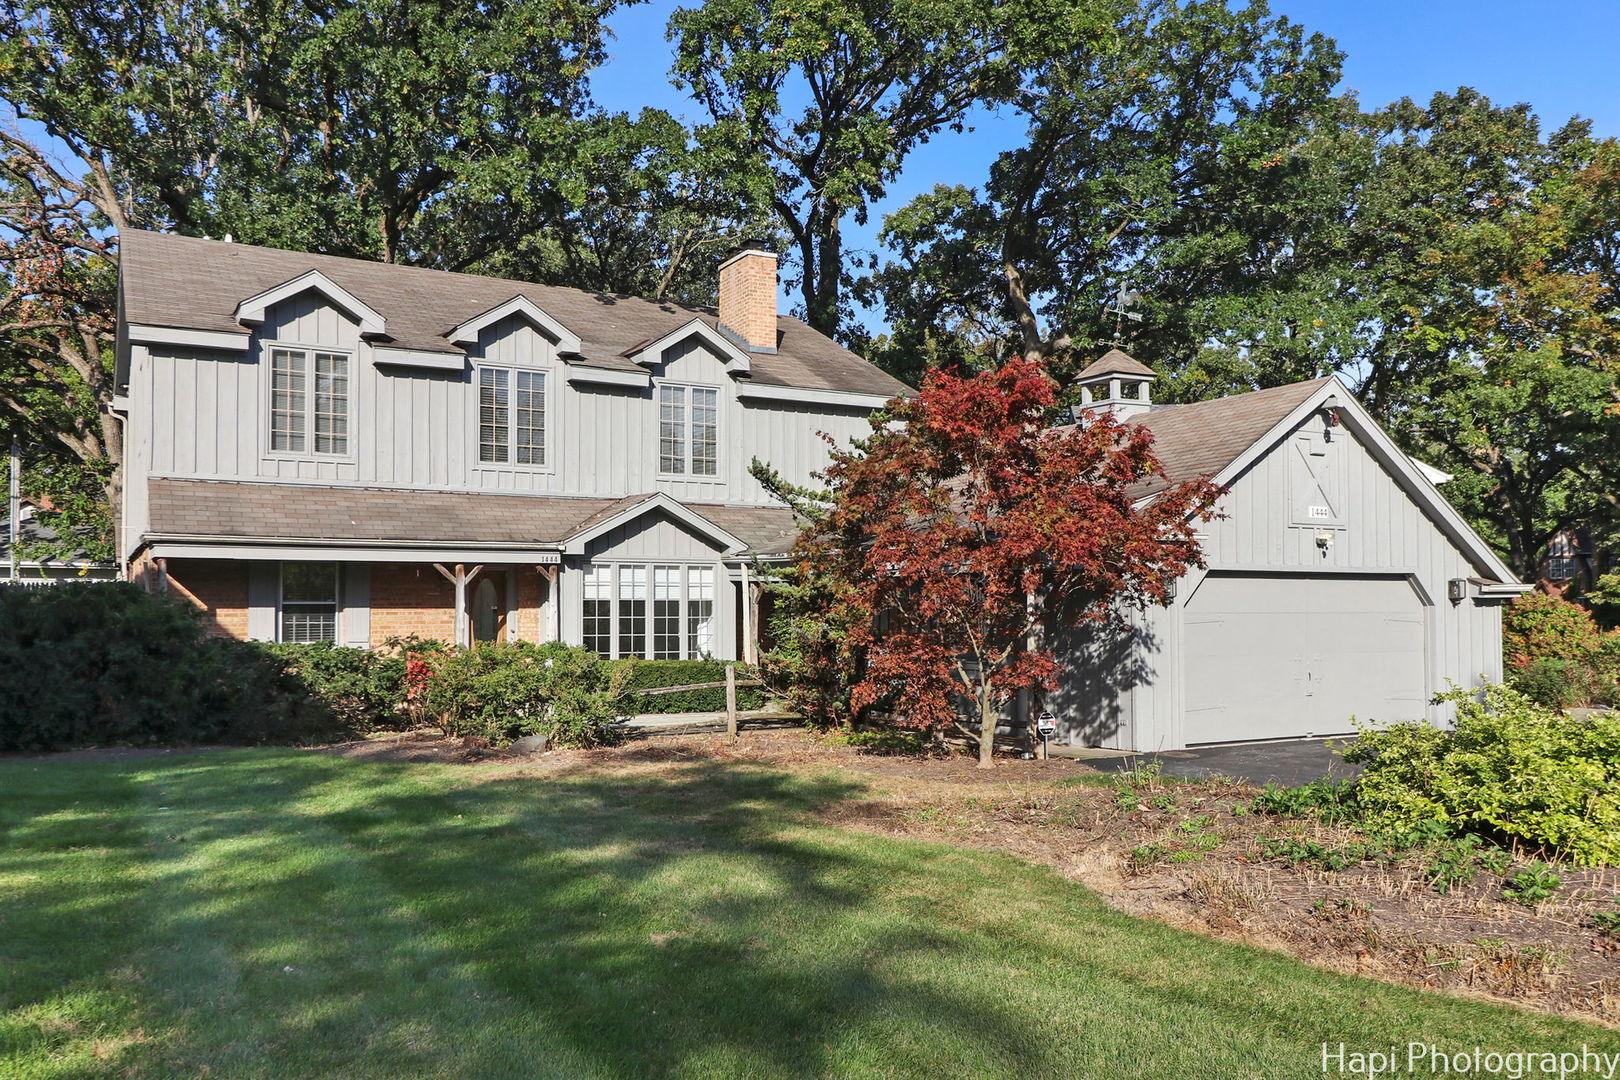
(1, 0), (1617, 579)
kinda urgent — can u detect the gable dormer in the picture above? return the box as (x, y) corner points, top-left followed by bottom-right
(447, 295), (583, 356)
(234, 270), (386, 336)
(620, 318), (753, 377)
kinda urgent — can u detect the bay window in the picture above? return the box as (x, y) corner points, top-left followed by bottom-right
(580, 563), (721, 659)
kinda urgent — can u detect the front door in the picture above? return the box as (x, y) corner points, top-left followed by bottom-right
(471, 572), (509, 644)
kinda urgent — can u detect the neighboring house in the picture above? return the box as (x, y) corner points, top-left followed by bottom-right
(1, 502), (119, 585)
(1045, 351), (1530, 752)
(113, 231), (909, 656)
(1538, 526), (1612, 598)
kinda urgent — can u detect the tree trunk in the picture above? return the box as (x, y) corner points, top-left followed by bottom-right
(977, 685), (996, 769)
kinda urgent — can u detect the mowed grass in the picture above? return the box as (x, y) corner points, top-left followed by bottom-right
(1, 751), (1613, 1079)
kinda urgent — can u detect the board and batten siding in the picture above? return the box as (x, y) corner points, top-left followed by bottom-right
(140, 295), (876, 508)
(1052, 411), (1506, 752)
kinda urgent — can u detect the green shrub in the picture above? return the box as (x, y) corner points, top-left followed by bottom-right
(617, 659), (766, 714)
(423, 641), (632, 746)
(0, 583), (335, 750)
(1502, 863), (1562, 905)
(1252, 779), (1361, 824)
(1346, 684), (1620, 866)
(264, 641), (408, 732)
(1592, 911), (1620, 938)
(1509, 656), (1618, 709)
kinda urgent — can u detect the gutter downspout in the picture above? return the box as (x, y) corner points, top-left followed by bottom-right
(7, 437), (18, 583)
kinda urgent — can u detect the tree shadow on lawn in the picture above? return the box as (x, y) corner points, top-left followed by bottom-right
(3, 751), (1613, 1079)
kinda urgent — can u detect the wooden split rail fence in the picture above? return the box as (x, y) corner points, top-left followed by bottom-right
(625, 662), (772, 743)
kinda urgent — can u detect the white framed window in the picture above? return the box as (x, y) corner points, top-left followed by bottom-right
(618, 565), (648, 659)
(582, 563), (721, 659)
(280, 562), (338, 642)
(479, 367), (548, 466)
(687, 566), (716, 658)
(583, 565), (612, 655)
(653, 566), (682, 660)
(270, 346), (350, 455)
(657, 383), (719, 477)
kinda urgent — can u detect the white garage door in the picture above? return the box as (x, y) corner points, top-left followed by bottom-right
(1183, 573), (1427, 745)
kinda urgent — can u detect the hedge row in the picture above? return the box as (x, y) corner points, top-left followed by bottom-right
(0, 583), (353, 751)
(618, 659), (767, 714)
(0, 584), (771, 751)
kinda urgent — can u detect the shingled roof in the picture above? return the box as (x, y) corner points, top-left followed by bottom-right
(146, 479), (801, 556)
(1117, 378), (1335, 498)
(1076, 348), (1157, 381)
(119, 230), (911, 399)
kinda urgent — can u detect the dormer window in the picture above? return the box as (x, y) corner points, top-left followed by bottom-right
(478, 367), (548, 465)
(658, 383), (719, 476)
(270, 346), (350, 455)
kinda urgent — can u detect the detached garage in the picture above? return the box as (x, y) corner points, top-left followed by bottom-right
(1046, 352), (1529, 753)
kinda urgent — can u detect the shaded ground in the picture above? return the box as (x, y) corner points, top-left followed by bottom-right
(13, 740), (1613, 1078)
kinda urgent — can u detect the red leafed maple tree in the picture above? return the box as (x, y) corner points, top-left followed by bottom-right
(794, 357), (1220, 768)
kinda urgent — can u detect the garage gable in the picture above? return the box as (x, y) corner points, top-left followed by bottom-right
(1171, 379), (1518, 585)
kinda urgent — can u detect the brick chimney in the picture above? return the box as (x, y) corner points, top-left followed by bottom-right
(717, 240), (778, 352)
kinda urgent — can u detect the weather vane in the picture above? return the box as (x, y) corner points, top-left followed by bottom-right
(1105, 283), (1143, 345)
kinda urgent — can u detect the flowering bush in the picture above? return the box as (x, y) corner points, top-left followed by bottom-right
(1501, 592), (1619, 707)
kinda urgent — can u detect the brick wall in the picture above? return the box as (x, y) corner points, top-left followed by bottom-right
(512, 567), (551, 641)
(133, 557), (552, 648)
(165, 559), (250, 639)
(370, 562), (456, 646)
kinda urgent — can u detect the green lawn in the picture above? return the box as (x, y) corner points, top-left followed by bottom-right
(1, 750), (1613, 1079)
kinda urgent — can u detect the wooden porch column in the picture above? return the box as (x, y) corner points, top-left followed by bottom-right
(433, 562), (483, 647)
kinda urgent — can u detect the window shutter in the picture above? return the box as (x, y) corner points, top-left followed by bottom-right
(247, 563), (278, 641)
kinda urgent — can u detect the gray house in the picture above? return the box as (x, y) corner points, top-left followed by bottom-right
(113, 231), (908, 655)
(113, 232), (1522, 751)
(1047, 352), (1529, 751)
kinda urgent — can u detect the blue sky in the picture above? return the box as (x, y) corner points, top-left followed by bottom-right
(589, 0), (1620, 321)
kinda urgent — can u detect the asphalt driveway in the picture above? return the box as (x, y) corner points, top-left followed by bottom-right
(1082, 736), (1361, 787)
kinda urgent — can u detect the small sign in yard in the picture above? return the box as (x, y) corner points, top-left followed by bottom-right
(1036, 711), (1057, 760)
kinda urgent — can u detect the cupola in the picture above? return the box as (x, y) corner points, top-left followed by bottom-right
(1074, 349), (1155, 421)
